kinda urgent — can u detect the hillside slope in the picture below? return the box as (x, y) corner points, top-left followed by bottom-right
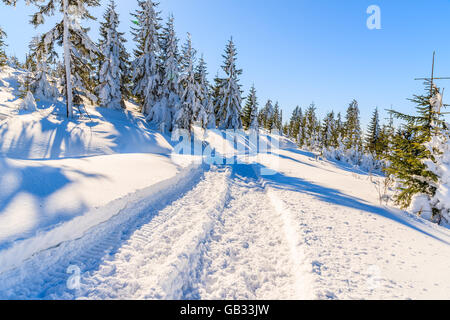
(0, 67), (449, 300)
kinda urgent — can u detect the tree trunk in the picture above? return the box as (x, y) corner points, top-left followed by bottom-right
(63, 0), (73, 118)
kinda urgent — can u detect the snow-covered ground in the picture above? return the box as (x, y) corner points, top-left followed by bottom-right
(0, 67), (449, 300)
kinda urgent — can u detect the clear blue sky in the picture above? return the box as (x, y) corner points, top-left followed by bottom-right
(1, 0), (450, 128)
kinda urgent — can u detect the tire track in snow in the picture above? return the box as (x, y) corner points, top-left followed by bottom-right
(265, 188), (314, 300)
(192, 164), (312, 300)
(0, 165), (206, 299)
(78, 168), (231, 300)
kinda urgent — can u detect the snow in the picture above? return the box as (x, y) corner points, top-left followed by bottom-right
(18, 91), (37, 112)
(258, 149), (450, 299)
(0, 103), (173, 159)
(0, 67), (450, 300)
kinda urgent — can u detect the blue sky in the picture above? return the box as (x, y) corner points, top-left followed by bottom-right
(1, 0), (450, 128)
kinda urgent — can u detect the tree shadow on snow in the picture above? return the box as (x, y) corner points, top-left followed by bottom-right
(253, 163), (449, 245)
(0, 157), (109, 251)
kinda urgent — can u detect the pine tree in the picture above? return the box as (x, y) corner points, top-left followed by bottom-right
(273, 102), (282, 132)
(385, 80), (445, 209)
(289, 106), (302, 141)
(215, 38), (243, 130)
(195, 55), (215, 129)
(242, 85), (258, 130)
(365, 107), (381, 155)
(304, 103), (319, 149)
(0, 26), (7, 67)
(174, 33), (201, 132)
(321, 111), (336, 149)
(378, 110), (395, 158)
(211, 72), (221, 126)
(28, 0), (101, 118)
(155, 14), (181, 132)
(28, 35), (59, 100)
(261, 99), (274, 131)
(131, 0), (161, 117)
(335, 112), (343, 142)
(344, 99), (362, 149)
(97, 0), (127, 109)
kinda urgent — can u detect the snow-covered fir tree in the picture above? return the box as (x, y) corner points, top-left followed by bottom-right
(321, 111), (336, 149)
(273, 102), (282, 132)
(28, 35), (59, 100)
(304, 103), (319, 150)
(215, 38), (243, 130)
(335, 112), (344, 143)
(423, 127), (450, 225)
(155, 14), (180, 132)
(365, 107), (381, 155)
(260, 99), (274, 131)
(174, 33), (201, 132)
(288, 106), (302, 142)
(131, 0), (161, 117)
(344, 99), (362, 150)
(378, 110), (395, 158)
(385, 80), (444, 210)
(97, 0), (127, 109)
(28, 0), (101, 118)
(0, 26), (7, 67)
(242, 85), (258, 130)
(195, 55), (215, 129)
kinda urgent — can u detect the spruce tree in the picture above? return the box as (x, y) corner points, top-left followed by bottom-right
(261, 99), (274, 131)
(344, 99), (362, 150)
(378, 110), (395, 158)
(321, 111), (336, 149)
(28, 0), (101, 118)
(335, 112), (344, 142)
(131, 0), (161, 117)
(215, 38), (243, 130)
(156, 14), (181, 132)
(273, 102), (282, 132)
(195, 55), (215, 129)
(242, 85), (258, 130)
(365, 107), (381, 155)
(289, 106), (302, 142)
(28, 35), (59, 100)
(97, 0), (128, 109)
(385, 80), (445, 209)
(174, 33), (200, 132)
(304, 103), (319, 149)
(0, 26), (7, 67)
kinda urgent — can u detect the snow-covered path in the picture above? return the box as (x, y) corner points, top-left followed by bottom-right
(79, 168), (231, 299)
(0, 149), (449, 300)
(79, 164), (311, 300)
(194, 165), (311, 300)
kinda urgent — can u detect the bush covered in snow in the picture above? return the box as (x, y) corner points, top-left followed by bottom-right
(18, 91), (37, 112)
(322, 145), (385, 173)
(415, 131), (450, 225)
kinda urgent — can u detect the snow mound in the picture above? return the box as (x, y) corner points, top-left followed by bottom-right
(18, 91), (37, 112)
(0, 105), (173, 159)
(0, 66), (173, 159)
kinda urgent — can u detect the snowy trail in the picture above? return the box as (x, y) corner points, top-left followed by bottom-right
(79, 168), (231, 300)
(1, 151), (449, 300)
(0, 165), (207, 299)
(194, 164), (311, 300)
(78, 164), (311, 300)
